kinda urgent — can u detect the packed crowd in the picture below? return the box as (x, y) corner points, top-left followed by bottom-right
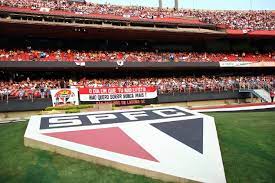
(1, 0), (274, 30)
(0, 75), (274, 100)
(0, 49), (274, 62)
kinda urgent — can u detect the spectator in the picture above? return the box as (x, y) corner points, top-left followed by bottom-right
(60, 78), (66, 88)
(0, 87), (3, 101)
(270, 89), (275, 103)
(3, 87), (11, 100)
(18, 87), (25, 100)
(40, 84), (45, 98)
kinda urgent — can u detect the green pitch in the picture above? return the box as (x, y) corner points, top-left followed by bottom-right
(0, 111), (274, 183)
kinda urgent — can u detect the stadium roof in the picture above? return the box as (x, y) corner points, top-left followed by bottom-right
(86, 0), (275, 10)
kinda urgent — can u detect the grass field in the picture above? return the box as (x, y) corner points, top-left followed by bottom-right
(0, 111), (274, 183)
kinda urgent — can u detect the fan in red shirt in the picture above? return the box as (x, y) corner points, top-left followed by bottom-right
(270, 90), (275, 103)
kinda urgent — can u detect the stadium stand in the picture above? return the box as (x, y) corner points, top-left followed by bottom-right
(0, 0), (274, 30)
(0, 75), (274, 100)
(0, 1), (274, 109)
(0, 49), (274, 62)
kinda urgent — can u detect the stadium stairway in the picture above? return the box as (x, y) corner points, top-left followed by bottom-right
(239, 89), (271, 103)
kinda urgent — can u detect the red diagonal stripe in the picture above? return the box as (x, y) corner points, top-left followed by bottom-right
(44, 127), (158, 162)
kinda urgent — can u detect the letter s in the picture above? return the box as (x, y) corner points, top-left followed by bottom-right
(49, 116), (82, 128)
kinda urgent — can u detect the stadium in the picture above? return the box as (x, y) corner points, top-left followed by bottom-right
(0, 0), (274, 182)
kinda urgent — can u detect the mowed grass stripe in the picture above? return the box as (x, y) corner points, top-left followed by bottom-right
(211, 112), (275, 183)
(0, 111), (274, 183)
(0, 122), (163, 183)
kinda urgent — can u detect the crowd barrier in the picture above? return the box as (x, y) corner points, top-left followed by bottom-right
(0, 91), (250, 112)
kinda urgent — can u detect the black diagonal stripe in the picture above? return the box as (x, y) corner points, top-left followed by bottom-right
(151, 118), (203, 154)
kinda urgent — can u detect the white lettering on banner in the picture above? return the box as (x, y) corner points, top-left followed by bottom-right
(79, 86), (157, 102)
(90, 89), (100, 94)
(101, 88), (107, 94)
(153, 109), (187, 117)
(124, 88), (132, 93)
(108, 88), (116, 93)
(117, 88), (123, 93)
(49, 116), (82, 128)
(121, 111), (149, 120)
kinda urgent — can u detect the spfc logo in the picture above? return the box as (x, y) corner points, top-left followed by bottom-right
(24, 107), (226, 183)
(50, 89), (79, 106)
(54, 89), (75, 102)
